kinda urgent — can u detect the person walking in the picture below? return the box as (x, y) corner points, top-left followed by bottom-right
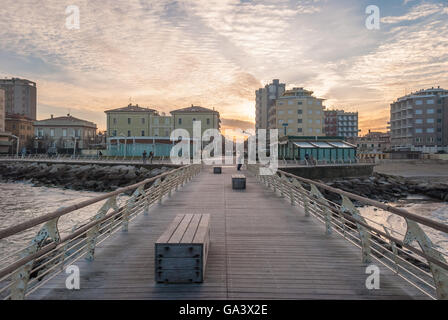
(236, 152), (243, 171)
(149, 151), (154, 164)
(142, 150), (147, 164)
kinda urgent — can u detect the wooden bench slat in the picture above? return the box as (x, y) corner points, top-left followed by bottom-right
(193, 214), (210, 243)
(156, 214), (185, 243)
(181, 214), (202, 243)
(168, 214), (193, 244)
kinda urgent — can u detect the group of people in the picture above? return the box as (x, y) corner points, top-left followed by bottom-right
(304, 153), (317, 166)
(142, 150), (154, 164)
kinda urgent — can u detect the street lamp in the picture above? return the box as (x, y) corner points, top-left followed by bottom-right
(10, 134), (19, 157)
(73, 136), (78, 157)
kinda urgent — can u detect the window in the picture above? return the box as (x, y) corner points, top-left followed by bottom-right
(128, 118), (131, 124)
(297, 109), (302, 114)
(127, 130), (131, 136)
(297, 128), (302, 133)
(50, 129), (54, 137)
(142, 118), (145, 124)
(415, 128), (422, 133)
(113, 118), (116, 124)
(278, 120), (284, 124)
(308, 128), (313, 133)
(315, 129), (320, 134)
(113, 130), (117, 136)
(308, 100), (312, 105)
(308, 119), (313, 124)
(437, 119), (442, 123)
(308, 110), (313, 115)
(297, 101), (302, 105)
(415, 109), (423, 114)
(154, 118), (159, 125)
(415, 100), (423, 105)
(427, 109), (434, 114)
(437, 109), (442, 113)
(288, 119), (293, 124)
(298, 119), (302, 124)
(141, 130), (145, 136)
(288, 100), (293, 105)
(278, 110), (284, 115)
(427, 118), (434, 124)
(288, 110), (293, 114)
(427, 128), (434, 133)
(178, 118), (182, 125)
(316, 110), (321, 115)
(315, 119), (321, 124)
(62, 129), (67, 137)
(207, 118), (210, 125)
(427, 99), (434, 104)
(415, 119), (423, 124)
(75, 129), (80, 137)
(37, 128), (43, 137)
(165, 118), (170, 125)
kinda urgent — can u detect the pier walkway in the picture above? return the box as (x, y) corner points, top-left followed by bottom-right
(26, 166), (428, 299)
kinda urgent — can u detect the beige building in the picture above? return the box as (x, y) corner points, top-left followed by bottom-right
(0, 89), (10, 154)
(171, 105), (220, 137)
(5, 113), (34, 151)
(272, 87), (325, 137)
(0, 78), (37, 120)
(105, 104), (175, 138)
(34, 114), (97, 151)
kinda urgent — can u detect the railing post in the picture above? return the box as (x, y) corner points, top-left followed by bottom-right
(384, 227), (399, 274)
(341, 195), (371, 264)
(122, 186), (144, 232)
(10, 218), (60, 300)
(403, 219), (448, 299)
(310, 184), (332, 235)
(85, 196), (118, 261)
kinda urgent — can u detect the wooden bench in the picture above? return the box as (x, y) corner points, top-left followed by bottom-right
(213, 167), (222, 174)
(232, 174), (246, 190)
(155, 214), (210, 283)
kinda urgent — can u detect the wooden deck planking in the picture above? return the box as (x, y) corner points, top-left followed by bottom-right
(28, 166), (429, 300)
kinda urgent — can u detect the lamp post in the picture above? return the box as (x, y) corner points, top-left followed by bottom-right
(73, 136), (78, 157)
(10, 134), (19, 157)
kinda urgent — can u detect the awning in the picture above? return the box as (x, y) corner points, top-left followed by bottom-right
(327, 142), (354, 148)
(309, 142), (333, 148)
(293, 142), (316, 148)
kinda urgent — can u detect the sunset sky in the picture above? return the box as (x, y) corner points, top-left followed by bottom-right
(1, 0), (447, 134)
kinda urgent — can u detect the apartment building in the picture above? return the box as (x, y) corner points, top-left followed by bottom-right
(5, 113), (34, 151)
(171, 105), (220, 137)
(0, 78), (37, 120)
(0, 89), (10, 154)
(255, 79), (286, 130)
(324, 110), (358, 138)
(390, 87), (448, 152)
(34, 114), (97, 151)
(273, 87), (325, 137)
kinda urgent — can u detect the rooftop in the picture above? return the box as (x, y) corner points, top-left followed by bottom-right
(35, 114), (97, 128)
(170, 105), (219, 114)
(104, 104), (159, 114)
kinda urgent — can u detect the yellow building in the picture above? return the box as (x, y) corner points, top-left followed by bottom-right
(272, 87), (325, 137)
(105, 104), (160, 137)
(170, 105), (220, 137)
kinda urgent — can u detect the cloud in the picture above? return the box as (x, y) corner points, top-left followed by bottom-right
(382, 2), (446, 24)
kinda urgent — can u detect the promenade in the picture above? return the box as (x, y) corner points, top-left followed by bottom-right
(27, 166), (428, 299)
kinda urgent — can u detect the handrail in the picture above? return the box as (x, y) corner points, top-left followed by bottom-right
(0, 165), (188, 240)
(248, 164), (448, 300)
(277, 169), (448, 234)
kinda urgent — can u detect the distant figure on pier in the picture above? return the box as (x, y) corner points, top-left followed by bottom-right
(236, 152), (243, 171)
(310, 154), (316, 166)
(149, 151), (154, 164)
(98, 151), (103, 159)
(305, 153), (310, 165)
(142, 150), (147, 164)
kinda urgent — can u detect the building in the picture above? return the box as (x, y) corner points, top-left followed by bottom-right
(390, 87), (448, 153)
(348, 130), (390, 160)
(278, 135), (357, 162)
(273, 87), (325, 138)
(324, 110), (359, 138)
(105, 104), (161, 138)
(0, 89), (11, 154)
(5, 113), (34, 152)
(255, 79), (286, 130)
(171, 105), (220, 137)
(0, 78), (37, 120)
(34, 114), (97, 153)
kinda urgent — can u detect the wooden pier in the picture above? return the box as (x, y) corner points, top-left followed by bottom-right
(27, 166), (428, 300)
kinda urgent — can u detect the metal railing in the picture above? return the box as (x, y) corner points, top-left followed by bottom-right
(247, 164), (448, 300)
(0, 154), (172, 164)
(0, 164), (201, 300)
